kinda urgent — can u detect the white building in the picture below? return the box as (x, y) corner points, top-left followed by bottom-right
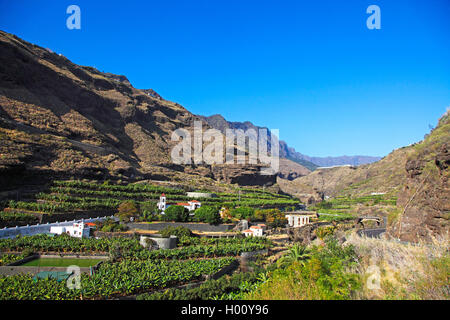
(50, 222), (90, 238)
(242, 224), (266, 237)
(175, 200), (201, 212)
(285, 214), (312, 228)
(157, 193), (201, 213)
(157, 193), (167, 211)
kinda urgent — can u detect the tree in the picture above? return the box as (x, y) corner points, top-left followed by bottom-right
(277, 243), (311, 268)
(194, 206), (221, 225)
(140, 201), (158, 221)
(163, 205), (189, 222)
(116, 200), (139, 222)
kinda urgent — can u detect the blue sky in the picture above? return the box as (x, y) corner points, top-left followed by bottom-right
(0, 0), (449, 157)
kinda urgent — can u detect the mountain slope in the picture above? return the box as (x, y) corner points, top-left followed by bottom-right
(0, 31), (277, 189)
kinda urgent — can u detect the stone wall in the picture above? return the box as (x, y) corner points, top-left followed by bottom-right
(128, 222), (235, 232)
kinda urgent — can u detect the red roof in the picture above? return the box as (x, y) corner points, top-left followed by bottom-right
(242, 229), (253, 233)
(250, 226), (262, 229)
(161, 193), (165, 197)
(85, 223), (96, 227)
(190, 200), (200, 203)
(176, 203), (190, 206)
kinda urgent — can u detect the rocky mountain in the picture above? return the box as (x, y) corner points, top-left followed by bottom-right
(199, 114), (381, 169)
(198, 114), (314, 179)
(0, 31), (277, 190)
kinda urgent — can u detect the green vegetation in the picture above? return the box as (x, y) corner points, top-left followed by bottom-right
(0, 180), (301, 222)
(137, 272), (260, 300)
(230, 206), (254, 219)
(0, 211), (39, 226)
(159, 226), (193, 238)
(21, 257), (103, 267)
(94, 218), (128, 233)
(162, 205), (189, 222)
(245, 239), (361, 300)
(193, 206), (221, 224)
(0, 257), (235, 300)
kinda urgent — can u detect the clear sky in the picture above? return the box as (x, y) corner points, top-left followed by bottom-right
(0, 0), (449, 157)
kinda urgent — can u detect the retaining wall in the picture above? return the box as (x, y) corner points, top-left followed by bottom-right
(128, 222), (235, 232)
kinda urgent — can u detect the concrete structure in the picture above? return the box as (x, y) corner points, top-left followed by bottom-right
(140, 235), (178, 249)
(285, 214), (312, 228)
(50, 222), (90, 238)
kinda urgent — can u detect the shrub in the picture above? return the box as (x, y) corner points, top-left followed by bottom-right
(315, 226), (336, 240)
(160, 226), (193, 238)
(230, 207), (254, 220)
(194, 206), (221, 225)
(246, 239), (361, 300)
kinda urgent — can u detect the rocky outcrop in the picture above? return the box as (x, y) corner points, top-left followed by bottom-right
(211, 164), (277, 186)
(388, 113), (449, 242)
(278, 158), (311, 180)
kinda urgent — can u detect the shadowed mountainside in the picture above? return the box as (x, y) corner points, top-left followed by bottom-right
(0, 31), (277, 190)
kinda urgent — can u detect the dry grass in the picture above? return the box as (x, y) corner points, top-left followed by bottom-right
(345, 232), (449, 300)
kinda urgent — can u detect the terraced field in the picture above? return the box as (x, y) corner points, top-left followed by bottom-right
(0, 180), (301, 226)
(0, 234), (272, 300)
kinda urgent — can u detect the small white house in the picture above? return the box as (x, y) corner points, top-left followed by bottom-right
(50, 222), (90, 238)
(285, 214), (311, 228)
(242, 224), (265, 237)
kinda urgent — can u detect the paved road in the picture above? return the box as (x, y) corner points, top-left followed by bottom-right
(357, 228), (386, 238)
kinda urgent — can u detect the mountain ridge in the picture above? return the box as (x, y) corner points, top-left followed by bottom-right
(199, 113), (382, 168)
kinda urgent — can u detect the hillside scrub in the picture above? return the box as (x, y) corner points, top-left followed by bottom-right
(345, 233), (449, 300)
(245, 239), (361, 300)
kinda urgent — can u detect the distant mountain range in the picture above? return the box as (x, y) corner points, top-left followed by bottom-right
(198, 114), (381, 169)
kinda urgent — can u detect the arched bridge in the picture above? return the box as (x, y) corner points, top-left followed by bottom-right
(355, 216), (385, 228)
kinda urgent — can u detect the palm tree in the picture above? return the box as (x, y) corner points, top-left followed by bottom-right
(277, 243), (311, 268)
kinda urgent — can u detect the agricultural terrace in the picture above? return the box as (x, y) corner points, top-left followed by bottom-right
(0, 234), (272, 300)
(309, 194), (398, 222)
(0, 180), (301, 226)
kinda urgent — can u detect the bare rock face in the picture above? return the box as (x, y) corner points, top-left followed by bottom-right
(211, 164), (277, 186)
(388, 113), (450, 243)
(277, 158), (311, 181)
(287, 224), (317, 245)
